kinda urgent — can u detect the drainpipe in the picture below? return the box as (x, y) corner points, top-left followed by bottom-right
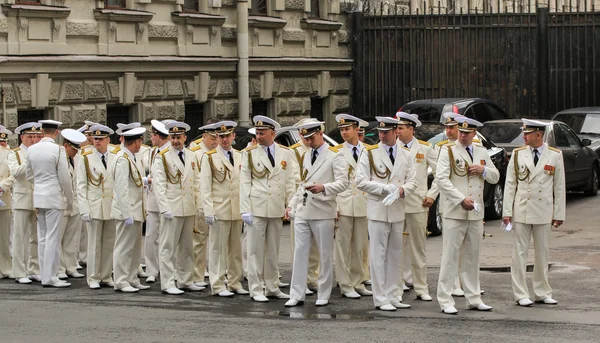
(237, 0), (250, 126)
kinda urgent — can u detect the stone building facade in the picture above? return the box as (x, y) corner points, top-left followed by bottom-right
(0, 0), (352, 143)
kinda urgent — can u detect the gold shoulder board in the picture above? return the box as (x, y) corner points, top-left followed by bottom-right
(334, 144), (344, 150)
(418, 140), (431, 146)
(289, 142), (301, 150)
(11, 147), (20, 152)
(328, 146), (339, 153)
(82, 150), (93, 156)
(514, 146), (527, 152)
(206, 149), (217, 155)
(278, 144), (290, 150)
(158, 148), (169, 156)
(436, 140), (449, 147)
(473, 138), (481, 143)
(548, 146), (561, 153)
(243, 145), (258, 152)
(111, 146), (121, 154)
(401, 146), (410, 151)
(366, 145), (378, 151)
(190, 145), (201, 152)
(193, 138), (203, 145)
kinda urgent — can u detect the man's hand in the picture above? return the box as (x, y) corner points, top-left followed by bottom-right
(81, 213), (91, 223)
(124, 218), (134, 227)
(552, 220), (563, 228)
(284, 208), (291, 221)
(461, 198), (475, 211)
(305, 184), (325, 194)
(147, 177), (152, 185)
(398, 187), (405, 198)
(242, 212), (253, 225)
(162, 211), (173, 220)
(422, 197), (434, 208)
(468, 164), (485, 176)
(503, 216), (512, 225)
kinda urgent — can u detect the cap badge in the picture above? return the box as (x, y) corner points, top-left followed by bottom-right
(221, 125), (227, 131)
(0, 133), (5, 138)
(173, 127), (179, 132)
(462, 122), (469, 128)
(301, 129), (308, 135)
(446, 117), (452, 123)
(379, 121), (385, 127)
(257, 120), (264, 126)
(31, 126), (37, 132)
(95, 130), (101, 135)
(339, 118), (346, 124)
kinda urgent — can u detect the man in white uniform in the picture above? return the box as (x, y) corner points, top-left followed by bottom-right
(9, 122), (41, 284)
(240, 116), (296, 302)
(503, 119), (565, 306)
(0, 128), (15, 279)
(356, 116), (418, 311)
(436, 117), (499, 314)
(153, 122), (204, 295)
(285, 121), (348, 307)
(26, 120), (74, 288)
(395, 112), (439, 302)
(201, 121), (248, 297)
(112, 127), (151, 293)
(75, 120), (97, 269)
(332, 114), (372, 299)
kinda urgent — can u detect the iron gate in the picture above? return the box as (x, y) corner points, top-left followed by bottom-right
(351, 1), (600, 118)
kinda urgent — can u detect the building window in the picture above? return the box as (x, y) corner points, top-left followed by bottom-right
(310, 97), (323, 122)
(17, 109), (45, 127)
(16, 0), (40, 3)
(310, 0), (320, 18)
(105, 0), (126, 8)
(252, 100), (269, 117)
(106, 105), (130, 145)
(250, 0), (267, 15)
(184, 102), (205, 142)
(183, 0), (198, 12)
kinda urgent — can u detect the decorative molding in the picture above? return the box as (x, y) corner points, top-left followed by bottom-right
(248, 15), (288, 29)
(52, 18), (61, 32)
(148, 24), (178, 38)
(1, 4), (71, 19)
(109, 21), (117, 32)
(18, 17), (28, 31)
(93, 8), (154, 23)
(171, 11), (226, 27)
(300, 18), (343, 31)
(282, 29), (306, 42)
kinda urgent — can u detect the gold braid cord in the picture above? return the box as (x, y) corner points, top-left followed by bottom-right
(161, 153), (181, 184)
(513, 150), (530, 181)
(248, 150), (269, 179)
(84, 155), (104, 187)
(124, 154), (143, 188)
(294, 149), (308, 181)
(448, 146), (468, 177)
(368, 150), (390, 179)
(209, 154), (229, 183)
(14, 151), (21, 165)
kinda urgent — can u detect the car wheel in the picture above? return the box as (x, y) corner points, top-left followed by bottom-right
(485, 183), (503, 220)
(584, 164), (599, 196)
(427, 199), (443, 237)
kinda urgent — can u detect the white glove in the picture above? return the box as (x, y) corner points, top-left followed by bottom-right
(163, 211), (174, 220)
(205, 216), (216, 226)
(241, 212), (253, 225)
(473, 202), (482, 215)
(501, 221), (513, 232)
(81, 213), (91, 223)
(382, 191), (399, 206)
(383, 184), (398, 195)
(124, 217), (134, 227)
(0, 199), (5, 207)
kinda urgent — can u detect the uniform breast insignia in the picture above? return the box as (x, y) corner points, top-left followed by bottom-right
(366, 144), (390, 179)
(447, 146), (468, 176)
(416, 153), (424, 163)
(281, 160), (287, 170)
(480, 159), (486, 165)
(513, 147), (530, 181)
(544, 165), (555, 175)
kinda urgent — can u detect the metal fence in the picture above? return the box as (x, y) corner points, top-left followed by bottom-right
(350, 1), (600, 118)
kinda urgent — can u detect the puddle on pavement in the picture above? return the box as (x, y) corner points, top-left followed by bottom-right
(244, 311), (375, 320)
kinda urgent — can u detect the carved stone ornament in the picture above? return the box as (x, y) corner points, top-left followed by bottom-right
(109, 21), (117, 32)
(187, 25), (193, 36)
(19, 18), (28, 31)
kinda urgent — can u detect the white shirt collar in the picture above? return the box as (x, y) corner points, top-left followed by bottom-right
(218, 145), (232, 156)
(531, 144), (544, 155)
(345, 141), (361, 151)
(96, 150), (107, 158)
(399, 138), (413, 148)
(123, 147), (136, 161)
(313, 143), (327, 156)
(262, 143), (275, 156)
(20, 143), (28, 152)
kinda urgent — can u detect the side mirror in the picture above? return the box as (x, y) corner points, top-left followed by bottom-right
(582, 138), (592, 147)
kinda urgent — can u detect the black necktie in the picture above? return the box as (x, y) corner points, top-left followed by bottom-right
(101, 154), (107, 169)
(69, 157), (74, 168)
(311, 150), (319, 165)
(267, 147), (275, 167)
(388, 147), (395, 165)
(352, 147), (358, 162)
(404, 144), (409, 149)
(228, 151), (234, 165)
(533, 149), (539, 166)
(178, 151), (185, 165)
(466, 146), (473, 161)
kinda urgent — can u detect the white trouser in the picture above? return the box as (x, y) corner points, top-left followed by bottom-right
(290, 218), (335, 302)
(400, 212), (429, 296)
(37, 209), (65, 285)
(437, 218), (483, 310)
(11, 209), (39, 278)
(193, 210), (209, 282)
(335, 215), (368, 294)
(290, 219), (320, 287)
(0, 210), (12, 277)
(59, 214), (81, 274)
(77, 221), (88, 263)
(511, 222), (552, 301)
(159, 215), (194, 290)
(144, 211), (160, 277)
(362, 228), (370, 282)
(247, 216), (283, 297)
(87, 219), (116, 285)
(113, 220), (143, 290)
(208, 219), (243, 294)
(241, 223), (248, 277)
(368, 220), (404, 307)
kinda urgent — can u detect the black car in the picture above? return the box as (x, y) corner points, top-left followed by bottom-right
(480, 119), (599, 196)
(327, 122), (509, 236)
(552, 107), (600, 157)
(399, 98), (511, 123)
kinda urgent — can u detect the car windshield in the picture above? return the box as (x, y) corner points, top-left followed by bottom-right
(478, 122), (525, 144)
(401, 103), (446, 123)
(554, 113), (600, 135)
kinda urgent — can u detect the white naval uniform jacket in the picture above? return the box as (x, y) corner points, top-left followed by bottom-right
(288, 145), (349, 220)
(146, 142), (171, 214)
(0, 147), (16, 210)
(111, 149), (146, 222)
(8, 145), (34, 211)
(436, 141), (500, 221)
(62, 150), (80, 217)
(200, 147), (242, 220)
(402, 137), (440, 214)
(191, 139), (211, 213)
(77, 146), (119, 220)
(26, 137), (73, 210)
(152, 147), (200, 217)
(335, 142), (368, 218)
(503, 144), (566, 224)
(240, 144), (296, 218)
(356, 143), (418, 223)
